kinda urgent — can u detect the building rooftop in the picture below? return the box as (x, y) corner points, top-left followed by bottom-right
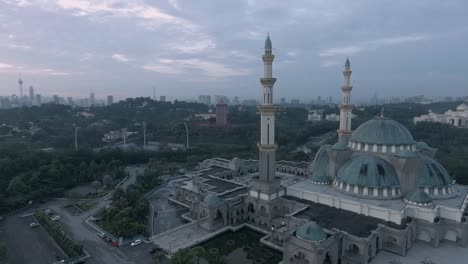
(203, 178), (242, 193)
(219, 187), (248, 199)
(277, 160), (309, 169)
(286, 196), (408, 237)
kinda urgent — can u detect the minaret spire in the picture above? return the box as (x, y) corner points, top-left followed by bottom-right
(338, 58), (353, 144)
(249, 34), (283, 200)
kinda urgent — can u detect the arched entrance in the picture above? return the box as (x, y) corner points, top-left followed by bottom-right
(259, 206), (268, 217)
(445, 230), (457, 242)
(417, 229), (431, 243)
(213, 209), (223, 226)
(248, 202), (255, 213)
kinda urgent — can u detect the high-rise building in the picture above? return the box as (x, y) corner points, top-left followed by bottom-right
(107, 95), (114, 105)
(317, 95), (322, 105)
(53, 95), (60, 104)
(198, 95), (211, 105)
(29, 86), (35, 105)
(160, 96), (166, 102)
(291, 99), (300, 105)
(18, 76), (23, 101)
(280, 97), (286, 105)
(215, 102), (228, 127)
(338, 58), (353, 144)
(247, 34), (283, 204)
(35, 94), (41, 105)
(233, 96), (240, 105)
(67, 97), (73, 105)
(90, 92), (95, 106)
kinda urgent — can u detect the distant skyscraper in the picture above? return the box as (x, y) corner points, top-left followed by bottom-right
(107, 95), (114, 105)
(90, 92), (95, 106)
(198, 95), (211, 105)
(160, 96), (166, 102)
(291, 99), (300, 105)
(233, 96), (240, 105)
(67, 97), (73, 105)
(53, 95), (59, 104)
(280, 97), (286, 105)
(317, 95), (322, 105)
(215, 102), (228, 127)
(18, 76), (23, 104)
(29, 86), (35, 105)
(35, 94), (41, 105)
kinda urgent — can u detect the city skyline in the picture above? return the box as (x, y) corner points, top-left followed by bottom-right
(0, 1), (467, 100)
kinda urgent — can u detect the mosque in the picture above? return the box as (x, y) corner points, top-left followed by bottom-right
(167, 35), (468, 264)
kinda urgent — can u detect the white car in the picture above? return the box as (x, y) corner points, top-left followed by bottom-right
(51, 216), (61, 221)
(30, 222), (39, 228)
(130, 239), (141, 247)
(44, 209), (52, 215)
(97, 232), (106, 238)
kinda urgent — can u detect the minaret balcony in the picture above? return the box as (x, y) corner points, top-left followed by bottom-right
(260, 78), (276, 86)
(258, 105), (278, 113)
(262, 55), (275, 62)
(257, 143), (278, 151)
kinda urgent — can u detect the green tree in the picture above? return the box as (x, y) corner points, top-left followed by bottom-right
(0, 242), (7, 263)
(103, 174), (113, 187)
(7, 176), (29, 195)
(190, 246), (206, 264)
(171, 249), (193, 264)
(210, 256), (227, 264)
(91, 180), (101, 194)
(152, 249), (166, 264)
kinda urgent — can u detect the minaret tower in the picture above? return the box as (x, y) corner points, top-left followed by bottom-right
(250, 34), (283, 200)
(338, 58), (353, 144)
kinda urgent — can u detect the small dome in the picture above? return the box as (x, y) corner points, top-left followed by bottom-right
(416, 156), (451, 187)
(204, 194), (221, 206)
(351, 117), (415, 145)
(395, 149), (419, 158)
(264, 34), (272, 49)
(405, 190), (432, 205)
(415, 142), (431, 150)
(332, 142), (348, 150)
(310, 146), (332, 184)
(337, 154), (399, 187)
(296, 222), (327, 242)
(456, 103), (468, 111)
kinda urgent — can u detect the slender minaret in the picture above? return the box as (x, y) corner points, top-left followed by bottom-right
(250, 34), (282, 199)
(338, 58), (353, 144)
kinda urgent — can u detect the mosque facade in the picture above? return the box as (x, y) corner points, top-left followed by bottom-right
(171, 35), (468, 264)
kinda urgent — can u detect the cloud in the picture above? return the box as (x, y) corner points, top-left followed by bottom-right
(7, 43), (32, 51)
(168, 0), (181, 11)
(111, 53), (130, 62)
(319, 34), (429, 57)
(0, 61), (70, 76)
(79, 52), (94, 61)
(143, 58), (250, 78)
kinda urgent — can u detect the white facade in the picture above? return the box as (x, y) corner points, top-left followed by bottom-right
(414, 103), (468, 127)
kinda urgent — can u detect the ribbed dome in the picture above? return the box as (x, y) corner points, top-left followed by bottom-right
(415, 142), (431, 150)
(337, 155), (399, 187)
(395, 149), (419, 158)
(204, 194), (221, 206)
(405, 190), (432, 205)
(296, 222), (327, 241)
(310, 146), (332, 184)
(351, 117), (415, 145)
(416, 156), (452, 187)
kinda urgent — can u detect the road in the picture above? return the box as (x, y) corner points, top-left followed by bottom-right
(0, 210), (66, 264)
(147, 177), (189, 236)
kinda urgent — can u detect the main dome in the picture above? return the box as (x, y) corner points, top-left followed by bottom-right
(351, 117), (415, 145)
(456, 103), (468, 111)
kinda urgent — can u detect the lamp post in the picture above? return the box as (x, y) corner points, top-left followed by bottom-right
(184, 121), (189, 150)
(73, 124), (79, 151)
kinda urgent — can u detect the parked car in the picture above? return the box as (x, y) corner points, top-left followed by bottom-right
(30, 222), (39, 228)
(130, 239), (142, 247)
(51, 215), (61, 221)
(97, 232), (106, 238)
(44, 209), (52, 215)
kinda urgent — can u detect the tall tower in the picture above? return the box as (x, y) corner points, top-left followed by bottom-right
(250, 34), (283, 200)
(18, 75), (23, 102)
(338, 58), (353, 144)
(29, 86), (35, 105)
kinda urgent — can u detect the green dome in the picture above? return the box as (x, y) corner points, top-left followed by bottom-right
(265, 35), (272, 49)
(310, 146), (332, 183)
(332, 142), (348, 150)
(351, 117), (415, 145)
(395, 149), (419, 158)
(337, 154), (399, 187)
(296, 222), (327, 241)
(405, 190), (432, 204)
(204, 194), (221, 206)
(416, 156), (451, 187)
(415, 142), (431, 150)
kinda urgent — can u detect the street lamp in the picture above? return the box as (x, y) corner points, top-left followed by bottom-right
(73, 124), (79, 151)
(184, 121), (189, 150)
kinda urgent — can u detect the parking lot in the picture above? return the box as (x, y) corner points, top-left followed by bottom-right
(0, 210), (65, 264)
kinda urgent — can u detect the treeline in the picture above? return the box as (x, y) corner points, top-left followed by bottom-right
(99, 160), (165, 238)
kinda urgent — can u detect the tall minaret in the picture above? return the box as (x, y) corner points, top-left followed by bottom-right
(338, 58), (353, 144)
(250, 34), (282, 199)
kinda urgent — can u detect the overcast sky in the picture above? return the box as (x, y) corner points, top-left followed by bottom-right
(0, 0), (467, 101)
